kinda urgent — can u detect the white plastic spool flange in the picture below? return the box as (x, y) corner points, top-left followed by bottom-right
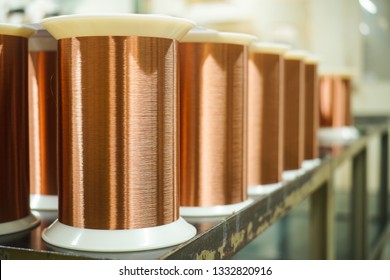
(0, 214), (40, 235)
(318, 126), (359, 146)
(42, 217), (196, 252)
(282, 168), (305, 182)
(30, 195), (58, 211)
(180, 198), (254, 217)
(248, 182), (284, 196)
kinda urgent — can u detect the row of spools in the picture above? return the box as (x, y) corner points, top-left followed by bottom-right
(0, 14), (356, 252)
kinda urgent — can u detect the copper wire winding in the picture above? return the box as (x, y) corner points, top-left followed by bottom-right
(319, 75), (353, 127)
(58, 36), (179, 230)
(180, 42), (248, 206)
(248, 52), (284, 186)
(0, 35), (30, 223)
(29, 50), (58, 195)
(283, 58), (305, 170)
(304, 63), (319, 160)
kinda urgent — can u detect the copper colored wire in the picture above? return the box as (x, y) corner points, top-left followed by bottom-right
(247, 52), (284, 186)
(180, 42), (248, 207)
(319, 75), (353, 127)
(284, 58), (305, 170)
(304, 62), (319, 160)
(0, 35), (30, 223)
(58, 36), (179, 230)
(29, 50), (58, 195)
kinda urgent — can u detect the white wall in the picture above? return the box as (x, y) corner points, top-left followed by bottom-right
(62, 0), (134, 14)
(308, 0), (362, 74)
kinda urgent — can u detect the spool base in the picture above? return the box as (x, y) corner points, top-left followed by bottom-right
(30, 194), (58, 211)
(0, 213), (40, 236)
(319, 126), (359, 145)
(180, 198), (253, 217)
(42, 217), (196, 252)
(282, 168), (305, 182)
(302, 158), (321, 171)
(248, 182), (283, 196)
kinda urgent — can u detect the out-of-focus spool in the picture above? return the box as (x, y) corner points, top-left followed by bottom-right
(247, 43), (289, 195)
(318, 72), (359, 145)
(40, 14), (196, 252)
(28, 24), (58, 210)
(282, 50), (306, 181)
(302, 55), (321, 171)
(0, 24), (40, 235)
(179, 28), (256, 216)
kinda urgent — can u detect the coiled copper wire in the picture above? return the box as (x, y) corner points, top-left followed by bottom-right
(319, 74), (353, 127)
(247, 51), (284, 186)
(0, 35), (30, 223)
(28, 30), (58, 196)
(283, 55), (305, 170)
(304, 60), (319, 160)
(180, 42), (248, 206)
(57, 36), (179, 230)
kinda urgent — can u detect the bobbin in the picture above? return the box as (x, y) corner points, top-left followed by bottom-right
(179, 28), (256, 216)
(318, 126), (359, 145)
(0, 24), (40, 235)
(40, 14), (196, 252)
(318, 70), (359, 145)
(302, 54), (321, 171)
(27, 24), (58, 211)
(247, 42), (290, 196)
(282, 50), (308, 182)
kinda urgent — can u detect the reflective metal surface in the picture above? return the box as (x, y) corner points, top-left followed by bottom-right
(179, 42), (248, 206)
(0, 35), (30, 223)
(304, 63), (319, 160)
(29, 50), (58, 196)
(319, 75), (353, 127)
(57, 36), (179, 230)
(283, 58), (305, 170)
(248, 52), (284, 185)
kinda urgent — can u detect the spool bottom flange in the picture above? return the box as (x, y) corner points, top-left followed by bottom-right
(30, 194), (58, 211)
(42, 217), (196, 252)
(0, 213), (40, 235)
(248, 182), (283, 196)
(180, 198), (254, 217)
(318, 126), (359, 146)
(302, 158), (321, 171)
(282, 168), (305, 182)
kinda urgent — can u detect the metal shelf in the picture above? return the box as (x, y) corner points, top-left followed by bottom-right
(1, 123), (389, 260)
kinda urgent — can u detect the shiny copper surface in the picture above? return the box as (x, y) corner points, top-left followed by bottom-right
(304, 63), (319, 160)
(248, 52), (284, 186)
(0, 35), (30, 223)
(283, 58), (305, 170)
(319, 75), (353, 127)
(58, 36), (179, 230)
(29, 50), (58, 195)
(180, 42), (248, 207)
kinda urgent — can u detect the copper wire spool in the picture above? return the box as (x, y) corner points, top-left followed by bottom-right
(319, 74), (353, 127)
(179, 30), (255, 210)
(247, 43), (288, 187)
(56, 35), (183, 230)
(283, 51), (306, 171)
(41, 15), (196, 252)
(304, 57), (320, 160)
(28, 26), (58, 206)
(0, 33), (30, 223)
(0, 24), (39, 234)
(40, 15), (198, 248)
